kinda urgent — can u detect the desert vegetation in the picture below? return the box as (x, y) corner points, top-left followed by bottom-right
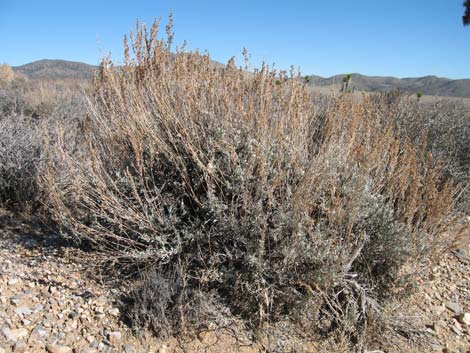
(0, 19), (469, 352)
(0, 73), (89, 210)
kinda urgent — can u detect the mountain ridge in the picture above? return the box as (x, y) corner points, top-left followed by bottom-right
(13, 59), (96, 80)
(12, 59), (470, 98)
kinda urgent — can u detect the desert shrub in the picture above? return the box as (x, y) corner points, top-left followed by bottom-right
(0, 114), (44, 209)
(42, 19), (460, 348)
(0, 78), (89, 118)
(0, 64), (15, 88)
(0, 84), (87, 210)
(369, 91), (470, 212)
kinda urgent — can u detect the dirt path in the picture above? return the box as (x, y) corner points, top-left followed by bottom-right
(0, 210), (468, 353)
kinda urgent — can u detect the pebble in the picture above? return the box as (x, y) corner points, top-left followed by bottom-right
(13, 340), (29, 353)
(107, 331), (122, 346)
(445, 301), (463, 314)
(123, 344), (137, 353)
(451, 324), (463, 336)
(1, 327), (29, 342)
(10, 297), (23, 306)
(432, 305), (446, 316)
(30, 325), (48, 339)
(14, 306), (32, 316)
(13, 340), (28, 353)
(68, 310), (79, 319)
(8, 278), (19, 286)
(108, 308), (119, 316)
(457, 312), (470, 326)
(46, 344), (73, 353)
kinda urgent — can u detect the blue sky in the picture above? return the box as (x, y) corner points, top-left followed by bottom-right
(1, 0), (469, 78)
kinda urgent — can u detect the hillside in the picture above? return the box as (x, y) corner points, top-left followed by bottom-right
(308, 73), (470, 98)
(13, 59), (95, 80)
(11, 60), (470, 97)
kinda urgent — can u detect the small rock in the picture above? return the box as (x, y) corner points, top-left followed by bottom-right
(457, 312), (470, 326)
(451, 324), (463, 336)
(10, 297), (23, 306)
(69, 320), (78, 330)
(123, 344), (136, 353)
(108, 308), (119, 316)
(1, 327), (29, 342)
(32, 304), (44, 312)
(75, 348), (97, 353)
(30, 325), (48, 340)
(431, 305), (446, 316)
(445, 301), (463, 314)
(8, 278), (19, 286)
(46, 344), (73, 353)
(13, 340), (28, 353)
(14, 306), (32, 316)
(68, 311), (79, 320)
(107, 331), (122, 346)
(453, 319), (463, 331)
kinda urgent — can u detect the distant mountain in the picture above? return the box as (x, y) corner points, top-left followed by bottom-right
(13, 59), (95, 80)
(307, 73), (470, 98)
(12, 60), (470, 98)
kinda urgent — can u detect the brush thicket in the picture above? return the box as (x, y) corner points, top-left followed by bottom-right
(41, 18), (462, 347)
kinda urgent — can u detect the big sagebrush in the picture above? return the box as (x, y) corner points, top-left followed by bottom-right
(42, 19), (461, 346)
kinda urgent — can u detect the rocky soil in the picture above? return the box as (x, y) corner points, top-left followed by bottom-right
(0, 210), (469, 353)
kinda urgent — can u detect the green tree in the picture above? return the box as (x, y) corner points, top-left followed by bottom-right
(341, 74), (353, 93)
(464, 1), (470, 26)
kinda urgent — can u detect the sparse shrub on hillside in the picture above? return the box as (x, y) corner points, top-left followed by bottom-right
(41, 19), (461, 350)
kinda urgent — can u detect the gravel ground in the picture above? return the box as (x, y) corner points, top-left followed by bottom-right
(0, 210), (468, 353)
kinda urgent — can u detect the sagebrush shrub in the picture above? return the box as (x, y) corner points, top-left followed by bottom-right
(0, 114), (43, 209)
(42, 19), (461, 347)
(0, 79), (88, 210)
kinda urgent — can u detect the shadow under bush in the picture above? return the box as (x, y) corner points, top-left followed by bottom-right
(42, 19), (461, 350)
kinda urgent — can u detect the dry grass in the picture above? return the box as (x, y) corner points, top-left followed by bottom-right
(37, 19), (466, 351)
(0, 77), (90, 117)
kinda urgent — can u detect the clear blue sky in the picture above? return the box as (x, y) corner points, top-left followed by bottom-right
(1, 0), (469, 78)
